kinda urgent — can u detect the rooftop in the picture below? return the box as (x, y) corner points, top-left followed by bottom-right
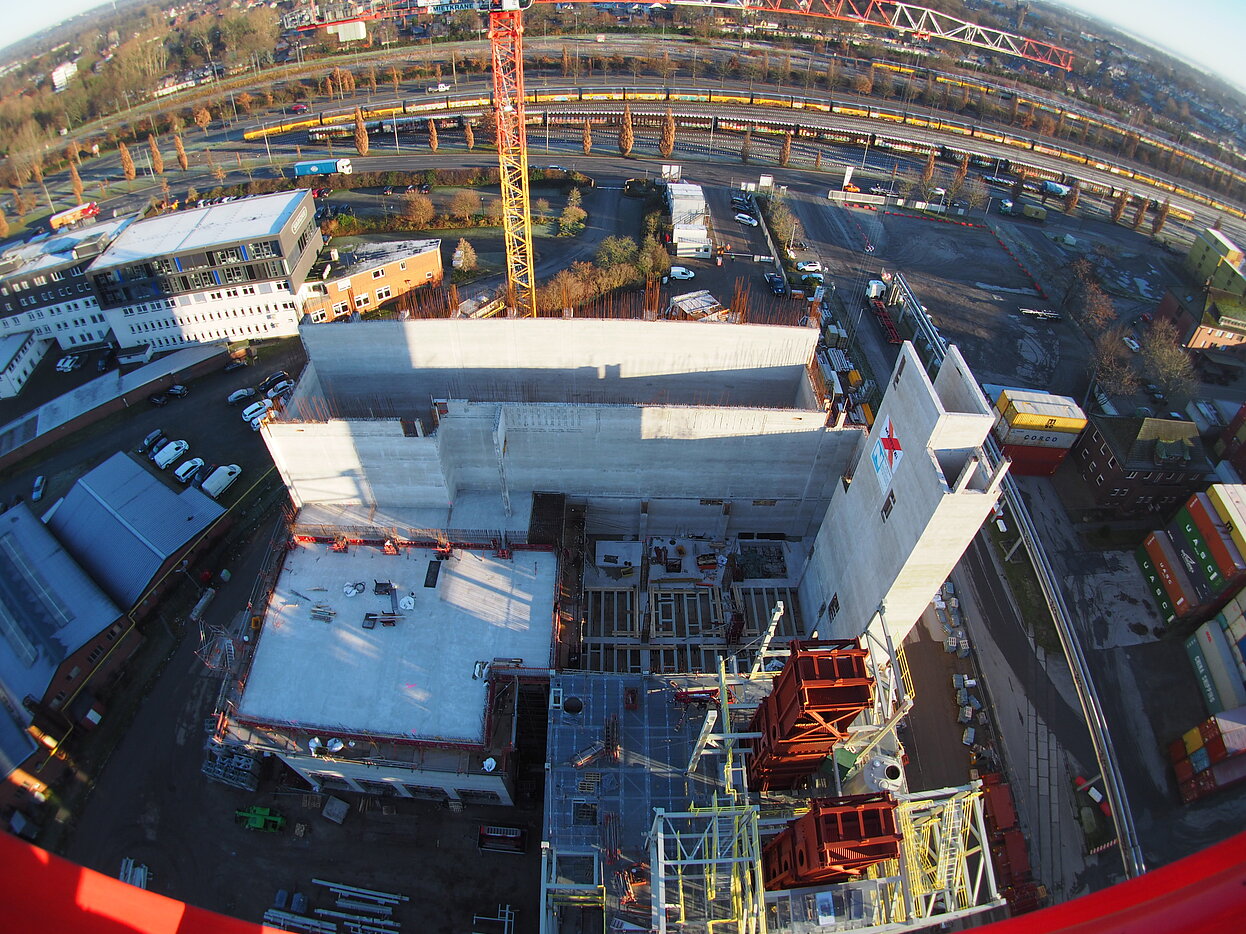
(236, 542), (556, 745)
(43, 452), (224, 608)
(88, 190), (311, 269)
(316, 238), (440, 282)
(0, 332), (33, 371)
(1094, 414), (1212, 472)
(0, 504), (121, 779)
(0, 217), (132, 284)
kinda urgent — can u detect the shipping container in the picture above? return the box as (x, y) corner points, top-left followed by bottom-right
(1206, 733), (1228, 763)
(1212, 752), (1246, 790)
(1189, 493), (1246, 581)
(1169, 737), (1189, 763)
(1163, 520), (1220, 604)
(1184, 726), (1205, 756)
(1195, 621), (1246, 711)
(1174, 757), (1195, 783)
(1146, 533), (1195, 616)
(1178, 777), (1200, 803)
(1185, 633), (1224, 716)
(1208, 485), (1246, 558)
(996, 388), (1087, 434)
(1190, 746), (1211, 773)
(1221, 707), (1246, 755)
(1136, 548), (1178, 624)
(1000, 443), (1068, 477)
(993, 422), (1081, 449)
(1168, 507), (1226, 595)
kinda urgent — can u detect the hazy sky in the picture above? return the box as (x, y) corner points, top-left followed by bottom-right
(6, 0), (1246, 92)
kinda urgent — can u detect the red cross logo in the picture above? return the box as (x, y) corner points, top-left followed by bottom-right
(881, 420), (902, 468)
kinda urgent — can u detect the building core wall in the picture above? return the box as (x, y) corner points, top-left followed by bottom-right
(798, 344), (1003, 648)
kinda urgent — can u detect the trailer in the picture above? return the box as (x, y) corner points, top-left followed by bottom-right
(293, 158), (354, 177)
(49, 202), (100, 231)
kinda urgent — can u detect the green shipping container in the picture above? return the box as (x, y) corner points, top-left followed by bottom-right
(1186, 633), (1226, 715)
(1172, 507), (1225, 594)
(1137, 547), (1177, 624)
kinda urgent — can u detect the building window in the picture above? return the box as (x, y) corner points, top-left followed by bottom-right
(332, 301), (349, 315)
(881, 490), (896, 521)
(375, 285), (392, 301)
(354, 294), (369, 309)
(372, 268), (385, 279)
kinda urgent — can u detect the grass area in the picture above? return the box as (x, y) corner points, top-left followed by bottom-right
(986, 519), (1062, 653)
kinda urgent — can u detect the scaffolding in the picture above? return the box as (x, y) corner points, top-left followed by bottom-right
(647, 799), (767, 934)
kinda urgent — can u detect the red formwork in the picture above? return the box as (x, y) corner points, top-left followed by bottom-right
(983, 780), (1019, 833)
(762, 794), (901, 890)
(762, 641), (874, 741)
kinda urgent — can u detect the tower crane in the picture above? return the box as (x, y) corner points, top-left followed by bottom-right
(300, 1), (1075, 317)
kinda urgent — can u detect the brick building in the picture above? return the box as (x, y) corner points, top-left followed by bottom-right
(1070, 414), (1214, 518)
(300, 239), (443, 322)
(1156, 287), (1246, 354)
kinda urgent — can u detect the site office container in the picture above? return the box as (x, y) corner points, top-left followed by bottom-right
(1188, 493), (1246, 584)
(1000, 443), (1069, 477)
(1136, 548), (1178, 625)
(995, 388), (1087, 434)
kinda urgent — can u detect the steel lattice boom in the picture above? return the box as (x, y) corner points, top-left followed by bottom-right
(732, 0), (1074, 70)
(490, 3), (538, 317)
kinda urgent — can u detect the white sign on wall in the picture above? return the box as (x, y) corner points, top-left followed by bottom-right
(870, 415), (904, 493)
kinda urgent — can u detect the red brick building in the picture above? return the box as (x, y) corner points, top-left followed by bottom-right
(302, 239), (443, 322)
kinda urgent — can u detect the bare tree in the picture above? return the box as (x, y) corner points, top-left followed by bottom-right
(449, 189), (481, 221)
(778, 131), (792, 168)
(464, 121), (475, 152)
(950, 154), (969, 197)
(1063, 181), (1081, 214)
(237, 92), (253, 114)
(119, 142), (136, 182)
(921, 151), (936, 189)
(70, 162), (84, 203)
(1130, 198), (1147, 231)
(354, 108), (369, 156)
(740, 128), (752, 164)
(173, 134), (189, 171)
(455, 238), (478, 271)
(1141, 317), (1195, 400)
(582, 119), (593, 156)
(403, 192), (434, 226)
(193, 106), (211, 135)
(148, 134), (164, 175)
(0, 210), (8, 239)
(428, 119), (439, 153)
(1091, 328), (1140, 398)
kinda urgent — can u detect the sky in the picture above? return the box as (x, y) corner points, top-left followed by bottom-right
(4, 0), (1246, 93)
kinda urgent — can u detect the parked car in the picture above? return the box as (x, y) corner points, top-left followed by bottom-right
(228, 388), (257, 405)
(224, 358), (249, 372)
(242, 399), (274, 423)
(1123, 336), (1142, 353)
(796, 261), (823, 273)
(291, 103), (310, 114)
(418, 183), (431, 194)
(668, 266), (695, 280)
(144, 434), (168, 459)
(765, 273), (786, 295)
(167, 384), (189, 397)
(174, 457), (205, 484)
(258, 372), (290, 394)
(56, 355), (83, 373)
(31, 476), (46, 502)
(735, 213), (759, 227)
(139, 429), (165, 452)
(382, 186), (394, 195)
(869, 185), (893, 195)
(1145, 383), (1166, 402)
(202, 464), (242, 499)
(266, 379), (296, 399)
(148, 393), (169, 407)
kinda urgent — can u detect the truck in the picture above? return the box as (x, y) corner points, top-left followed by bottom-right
(202, 464), (242, 499)
(293, 158), (353, 177)
(426, 82), (451, 93)
(49, 202), (100, 231)
(1041, 180), (1072, 198)
(998, 200), (1046, 222)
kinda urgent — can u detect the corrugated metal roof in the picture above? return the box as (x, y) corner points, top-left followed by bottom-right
(46, 453), (224, 609)
(0, 504), (121, 779)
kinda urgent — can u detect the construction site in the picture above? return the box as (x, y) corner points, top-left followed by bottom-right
(187, 309), (1016, 932)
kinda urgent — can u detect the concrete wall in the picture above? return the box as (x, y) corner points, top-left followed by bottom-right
(797, 344), (1005, 647)
(279, 751), (513, 805)
(267, 400), (862, 535)
(266, 419), (448, 508)
(299, 318), (818, 409)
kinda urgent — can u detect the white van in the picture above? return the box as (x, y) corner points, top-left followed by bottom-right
(202, 464), (241, 499)
(153, 440), (188, 469)
(241, 399), (273, 423)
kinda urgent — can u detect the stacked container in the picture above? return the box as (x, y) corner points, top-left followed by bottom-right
(1171, 706), (1246, 803)
(991, 388), (1087, 477)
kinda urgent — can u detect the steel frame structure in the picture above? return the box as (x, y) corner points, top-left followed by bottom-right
(489, 3), (538, 317)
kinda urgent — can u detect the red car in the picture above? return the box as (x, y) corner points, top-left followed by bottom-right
(291, 103), (309, 114)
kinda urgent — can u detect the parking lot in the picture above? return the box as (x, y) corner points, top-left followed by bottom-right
(0, 340), (307, 516)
